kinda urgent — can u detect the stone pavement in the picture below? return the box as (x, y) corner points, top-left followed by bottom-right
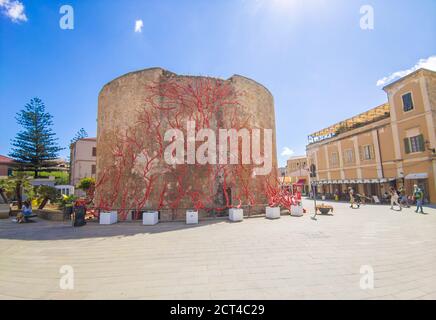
(0, 200), (435, 300)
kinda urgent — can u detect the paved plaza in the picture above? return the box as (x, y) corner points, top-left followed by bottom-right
(0, 200), (436, 300)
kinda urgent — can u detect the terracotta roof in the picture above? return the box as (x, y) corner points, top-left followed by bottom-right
(0, 155), (14, 164)
(79, 137), (96, 142)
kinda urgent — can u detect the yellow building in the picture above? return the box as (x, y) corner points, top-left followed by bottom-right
(306, 68), (436, 203)
(286, 156), (310, 194)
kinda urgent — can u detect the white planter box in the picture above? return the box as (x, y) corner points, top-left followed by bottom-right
(143, 211), (159, 225)
(290, 205), (303, 217)
(266, 206), (280, 219)
(100, 211), (118, 224)
(229, 208), (244, 222)
(186, 210), (198, 224)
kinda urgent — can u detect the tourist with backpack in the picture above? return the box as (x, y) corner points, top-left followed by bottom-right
(413, 185), (425, 214)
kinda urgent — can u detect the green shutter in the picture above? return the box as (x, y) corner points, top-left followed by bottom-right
(418, 134), (425, 152)
(404, 138), (411, 154)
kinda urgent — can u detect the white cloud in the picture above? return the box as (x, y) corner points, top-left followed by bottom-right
(0, 0), (27, 22)
(280, 147), (294, 157)
(134, 19), (143, 33)
(376, 56), (436, 87)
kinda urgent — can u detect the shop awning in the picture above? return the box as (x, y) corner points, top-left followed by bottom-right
(405, 173), (428, 180)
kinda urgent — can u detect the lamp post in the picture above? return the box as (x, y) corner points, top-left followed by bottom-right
(311, 181), (318, 220)
(309, 163), (318, 220)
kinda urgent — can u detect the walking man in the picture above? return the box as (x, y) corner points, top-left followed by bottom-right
(414, 185), (425, 214)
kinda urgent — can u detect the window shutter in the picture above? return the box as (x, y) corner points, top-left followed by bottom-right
(359, 146), (363, 161)
(404, 138), (410, 154)
(418, 134), (425, 152)
(370, 145), (375, 160)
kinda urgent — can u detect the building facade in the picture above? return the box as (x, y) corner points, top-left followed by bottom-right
(70, 138), (97, 186)
(286, 156), (309, 194)
(307, 68), (436, 203)
(0, 155), (15, 177)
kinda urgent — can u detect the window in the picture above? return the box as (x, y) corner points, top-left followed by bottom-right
(344, 149), (354, 164)
(92, 147), (97, 157)
(360, 145), (374, 160)
(330, 152), (339, 167)
(91, 164), (96, 175)
(404, 134), (425, 154)
(363, 145), (372, 160)
(402, 92), (414, 112)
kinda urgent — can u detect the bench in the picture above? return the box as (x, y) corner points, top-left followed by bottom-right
(316, 204), (334, 215)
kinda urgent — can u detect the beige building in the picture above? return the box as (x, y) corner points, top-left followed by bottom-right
(286, 155), (309, 194)
(307, 68), (436, 203)
(70, 138), (97, 186)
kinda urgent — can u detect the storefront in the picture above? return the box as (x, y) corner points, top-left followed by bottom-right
(313, 178), (398, 201)
(404, 173), (429, 202)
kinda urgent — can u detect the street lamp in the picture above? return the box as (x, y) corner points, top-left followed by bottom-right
(309, 164), (317, 220)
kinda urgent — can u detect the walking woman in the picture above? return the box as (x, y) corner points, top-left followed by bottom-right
(389, 187), (402, 211)
(349, 187), (359, 209)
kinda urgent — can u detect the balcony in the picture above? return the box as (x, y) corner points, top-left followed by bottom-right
(308, 103), (390, 144)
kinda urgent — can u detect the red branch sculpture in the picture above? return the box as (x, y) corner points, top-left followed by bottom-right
(95, 77), (296, 219)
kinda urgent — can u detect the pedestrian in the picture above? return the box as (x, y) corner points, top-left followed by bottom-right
(16, 200), (33, 223)
(398, 186), (409, 208)
(413, 185), (425, 214)
(349, 187), (359, 208)
(389, 186), (401, 211)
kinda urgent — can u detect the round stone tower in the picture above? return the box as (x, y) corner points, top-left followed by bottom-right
(96, 68), (277, 220)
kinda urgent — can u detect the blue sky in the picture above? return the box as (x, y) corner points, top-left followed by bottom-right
(1, 0), (435, 166)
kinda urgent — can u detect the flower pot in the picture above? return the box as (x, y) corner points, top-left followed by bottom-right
(229, 208), (243, 222)
(143, 211), (159, 225)
(290, 205), (303, 217)
(186, 210), (198, 224)
(100, 211), (118, 225)
(266, 206), (280, 219)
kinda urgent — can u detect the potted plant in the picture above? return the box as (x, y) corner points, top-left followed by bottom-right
(229, 208), (244, 222)
(265, 206), (280, 219)
(58, 194), (77, 220)
(186, 210), (198, 224)
(143, 211), (159, 225)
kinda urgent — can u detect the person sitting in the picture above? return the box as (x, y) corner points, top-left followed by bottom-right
(17, 200), (33, 223)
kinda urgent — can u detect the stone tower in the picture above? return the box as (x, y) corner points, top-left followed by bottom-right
(96, 68), (277, 220)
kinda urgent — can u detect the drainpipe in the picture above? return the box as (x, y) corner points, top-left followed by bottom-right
(376, 128), (385, 179)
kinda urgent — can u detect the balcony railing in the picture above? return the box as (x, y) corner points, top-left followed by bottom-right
(308, 103), (390, 144)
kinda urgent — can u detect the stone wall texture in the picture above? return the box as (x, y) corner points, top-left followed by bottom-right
(96, 68), (277, 220)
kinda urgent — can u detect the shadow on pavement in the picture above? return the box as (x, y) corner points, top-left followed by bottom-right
(0, 217), (239, 241)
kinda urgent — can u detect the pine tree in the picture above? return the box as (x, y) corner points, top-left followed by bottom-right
(70, 128), (88, 146)
(9, 98), (64, 178)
